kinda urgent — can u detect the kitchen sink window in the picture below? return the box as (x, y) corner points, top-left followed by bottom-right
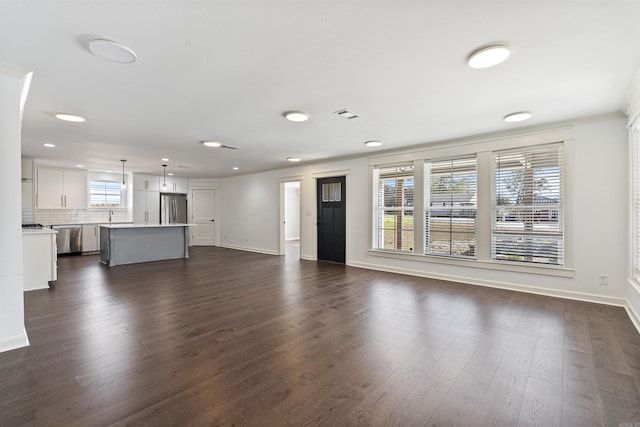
(89, 180), (124, 208)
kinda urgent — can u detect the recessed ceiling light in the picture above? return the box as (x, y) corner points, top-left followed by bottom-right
(233, 167), (239, 170)
(161, 158), (169, 162)
(76, 165), (84, 168)
(364, 140), (383, 147)
(55, 113), (86, 122)
(287, 157), (301, 162)
(43, 143), (55, 148)
(89, 39), (137, 64)
(167, 172), (174, 176)
(201, 141), (222, 148)
(503, 111), (532, 122)
(284, 111), (309, 122)
(467, 45), (511, 69)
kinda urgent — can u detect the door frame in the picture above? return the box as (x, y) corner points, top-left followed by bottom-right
(188, 184), (219, 246)
(311, 169), (351, 264)
(278, 176), (303, 257)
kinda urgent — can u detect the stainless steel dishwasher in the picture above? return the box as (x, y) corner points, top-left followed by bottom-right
(52, 224), (82, 255)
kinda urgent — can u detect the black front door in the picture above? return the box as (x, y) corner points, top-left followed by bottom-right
(317, 176), (346, 263)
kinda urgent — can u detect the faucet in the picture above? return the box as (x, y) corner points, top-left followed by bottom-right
(109, 210), (113, 222)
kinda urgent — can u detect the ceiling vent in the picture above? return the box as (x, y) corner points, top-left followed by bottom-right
(333, 109), (360, 119)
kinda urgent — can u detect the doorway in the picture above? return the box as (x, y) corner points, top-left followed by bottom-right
(280, 181), (301, 259)
(316, 176), (346, 263)
(190, 188), (216, 246)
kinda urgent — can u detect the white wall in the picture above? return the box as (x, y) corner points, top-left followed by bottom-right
(0, 64), (32, 353)
(217, 115), (632, 311)
(284, 182), (300, 240)
(219, 173), (282, 254)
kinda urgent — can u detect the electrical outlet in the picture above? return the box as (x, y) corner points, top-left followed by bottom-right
(599, 275), (608, 286)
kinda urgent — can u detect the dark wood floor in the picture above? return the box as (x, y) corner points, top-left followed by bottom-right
(1, 247), (640, 426)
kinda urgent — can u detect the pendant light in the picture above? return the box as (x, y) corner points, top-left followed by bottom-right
(162, 164), (168, 191)
(120, 160), (127, 190)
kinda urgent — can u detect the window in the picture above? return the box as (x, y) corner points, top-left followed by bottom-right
(370, 133), (570, 272)
(632, 125), (640, 282)
(492, 143), (564, 265)
(373, 164), (414, 251)
(322, 182), (342, 202)
(425, 157), (477, 258)
(89, 180), (123, 207)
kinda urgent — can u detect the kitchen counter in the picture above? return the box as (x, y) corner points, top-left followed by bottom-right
(99, 223), (191, 228)
(22, 228), (57, 235)
(98, 224), (194, 267)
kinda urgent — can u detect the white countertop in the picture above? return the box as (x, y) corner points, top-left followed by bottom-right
(99, 223), (195, 229)
(22, 228), (57, 235)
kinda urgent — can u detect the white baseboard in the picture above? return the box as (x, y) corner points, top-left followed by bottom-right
(0, 328), (29, 354)
(217, 243), (279, 256)
(349, 260), (629, 309)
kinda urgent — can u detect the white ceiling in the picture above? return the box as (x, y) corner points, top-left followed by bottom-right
(2, 1), (640, 178)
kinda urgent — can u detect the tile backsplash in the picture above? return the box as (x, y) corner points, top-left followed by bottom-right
(22, 208), (34, 224)
(35, 209), (129, 225)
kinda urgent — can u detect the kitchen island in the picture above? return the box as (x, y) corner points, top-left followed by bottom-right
(99, 224), (193, 267)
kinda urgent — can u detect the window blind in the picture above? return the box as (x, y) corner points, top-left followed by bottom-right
(632, 126), (640, 282)
(373, 164), (415, 251)
(89, 180), (123, 207)
(425, 157), (477, 258)
(492, 143), (564, 265)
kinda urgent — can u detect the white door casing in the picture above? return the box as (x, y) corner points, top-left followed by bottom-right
(191, 188), (216, 246)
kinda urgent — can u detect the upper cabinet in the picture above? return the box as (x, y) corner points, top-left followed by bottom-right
(162, 177), (188, 194)
(132, 174), (160, 192)
(36, 168), (87, 209)
(134, 173), (187, 194)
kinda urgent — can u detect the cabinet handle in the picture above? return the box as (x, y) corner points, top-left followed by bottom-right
(36, 194), (38, 208)
(61, 195), (64, 207)
(145, 180), (148, 189)
(64, 195), (67, 207)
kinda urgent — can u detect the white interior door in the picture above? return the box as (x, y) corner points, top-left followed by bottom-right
(191, 188), (216, 246)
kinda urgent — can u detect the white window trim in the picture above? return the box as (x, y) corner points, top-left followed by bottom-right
(631, 124), (640, 283)
(369, 127), (574, 276)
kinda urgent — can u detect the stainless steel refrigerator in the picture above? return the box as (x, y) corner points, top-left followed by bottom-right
(160, 193), (188, 224)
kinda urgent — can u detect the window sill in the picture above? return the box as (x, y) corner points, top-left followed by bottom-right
(368, 249), (575, 278)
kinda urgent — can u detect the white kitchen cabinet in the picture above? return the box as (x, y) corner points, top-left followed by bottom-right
(133, 190), (160, 224)
(133, 174), (160, 192)
(36, 168), (87, 209)
(162, 177), (188, 194)
(63, 170), (87, 208)
(82, 224), (99, 252)
(22, 229), (57, 291)
(21, 181), (33, 210)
